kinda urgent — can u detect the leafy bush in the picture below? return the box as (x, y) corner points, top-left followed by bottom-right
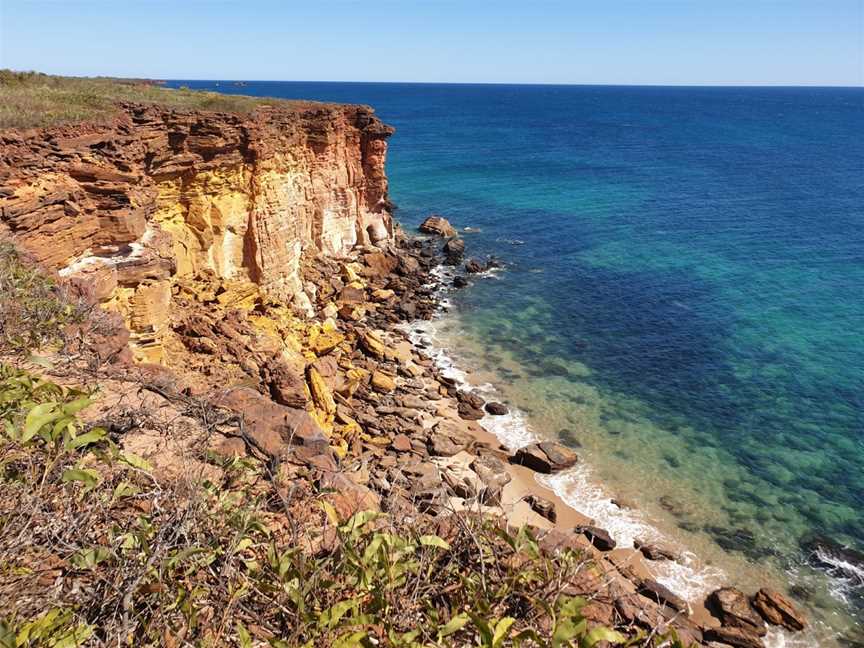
(0, 243), (82, 355)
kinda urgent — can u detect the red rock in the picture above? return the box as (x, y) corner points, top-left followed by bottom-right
(391, 434), (413, 452)
(575, 525), (617, 551)
(703, 626), (765, 648)
(319, 472), (380, 521)
(752, 588), (806, 631)
(418, 215), (456, 237)
(216, 387), (328, 457)
(707, 587), (766, 636)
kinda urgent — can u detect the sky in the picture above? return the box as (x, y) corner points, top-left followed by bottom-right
(1, 1), (862, 86)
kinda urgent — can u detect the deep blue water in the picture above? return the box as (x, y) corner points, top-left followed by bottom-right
(168, 81), (864, 636)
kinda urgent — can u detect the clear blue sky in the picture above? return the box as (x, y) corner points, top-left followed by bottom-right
(1, 1), (862, 86)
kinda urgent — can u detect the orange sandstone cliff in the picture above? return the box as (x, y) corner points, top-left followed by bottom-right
(0, 102), (394, 362)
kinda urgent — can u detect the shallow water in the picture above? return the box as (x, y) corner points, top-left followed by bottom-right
(169, 81), (864, 642)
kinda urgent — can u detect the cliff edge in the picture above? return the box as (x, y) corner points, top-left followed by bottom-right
(0, 100), (394, 362)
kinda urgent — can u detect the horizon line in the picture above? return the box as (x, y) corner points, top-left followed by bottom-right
(165, 78), (864, 89)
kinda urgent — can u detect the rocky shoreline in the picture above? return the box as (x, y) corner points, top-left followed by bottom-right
(171, 214), (804, 648)
(0, 95), (812, 647)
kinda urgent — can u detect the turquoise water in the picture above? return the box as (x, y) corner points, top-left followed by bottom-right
(169, 81), (864, 642)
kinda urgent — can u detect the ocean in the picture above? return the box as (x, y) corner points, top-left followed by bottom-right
(166, 81), (864, 644)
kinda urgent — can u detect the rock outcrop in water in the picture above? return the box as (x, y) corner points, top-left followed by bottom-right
(0, 101), (394, 362)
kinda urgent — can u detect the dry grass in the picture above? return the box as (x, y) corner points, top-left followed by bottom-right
(0, 70), (318, 129)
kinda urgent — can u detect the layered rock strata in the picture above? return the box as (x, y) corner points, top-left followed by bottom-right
(0, 101), (394, 362)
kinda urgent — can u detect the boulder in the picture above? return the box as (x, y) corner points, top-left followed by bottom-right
(433, 452), (485, 499)
(309, 328), (344, 356)
(465, 258), (485, 273)
(452, 276), (469, 288)
(443, 238), (465, 265)
(216, 387), (328, 457)
(634, 539), (679, 561)
(539, 442), (579, 470)
(359, 330), (387, 359)
(319, 472), (381, 521)
(361, 251), (399, 278)
(457, 402), (485, 420)
(307, 366), (336, 414)
(419, 215), (456, 238)
(751, 588), (806, 631)
(703, 626), (765, 648)
(390, 433), (413, 453)
(457, 390), (485, 410)
(575, 525), (617, 551)
(471, 455), (511, 505)
(525, 495), (557, 523)
(428, 432), (465, 457)
(338, 286), (365, 304)
(261, 358), (307, 408)
(485, 401), (509, 416)
(706, 588), (766, 636)
(638, 579), (688, 613)
(371, 371), (396, 393)
(510, 442), (578, 474)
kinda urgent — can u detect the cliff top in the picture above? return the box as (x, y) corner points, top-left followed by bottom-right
(0, 70), (330, 129)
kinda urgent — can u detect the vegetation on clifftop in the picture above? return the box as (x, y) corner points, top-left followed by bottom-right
(0, 71), (317, 129)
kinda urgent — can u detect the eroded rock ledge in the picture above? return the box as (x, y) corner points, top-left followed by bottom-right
(0, 101), (394, 362)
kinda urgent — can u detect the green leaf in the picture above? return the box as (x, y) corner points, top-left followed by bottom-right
(332, 630), (366, 648)
(110, 481), (139, 504)
(492, 617), (516, 648)
(119, 451), (153, 471)
(342, 509), (383, 533)
(65, 427), (105, 450)
(437, 613), (470, 640)
(319, 598), (358, 629)
(320, 500), (340, 526)
(61, 468), (100, 491)
(22, 402), (60, 443)
(419, 534), (451, 550)
(583, 627), (626, 647)
(468, 613), (493, 647)
(61, 397), (91, 416)
(236, 622), (252, 648)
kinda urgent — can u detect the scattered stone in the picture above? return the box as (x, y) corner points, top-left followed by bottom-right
(216, 387), (328, 457)
(638, 579), (688, 613)
(453, 276), (469, 288)
(319, 472), (381, 521)
(634, 539), (679, 561)
(510, 442), (578, 474)
(706, 588), (766, 636)
(371, 371), (396, 393)
(359, 330), (387, 358)
(575, 525), (616, 551)
(390, 434), (413, 453)
(443, 238), (465, 264)
(703, 626), (765, 648)
(484, 402), (509, 415)
(457, 402), (485, 420)
(525, 495), (557, 523)
(419, 215), (457, 237)
(465, 258), (485, 273)
(751, 588), (806, 631)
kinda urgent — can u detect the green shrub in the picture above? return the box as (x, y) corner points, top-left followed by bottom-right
(0, 243), (82, 355)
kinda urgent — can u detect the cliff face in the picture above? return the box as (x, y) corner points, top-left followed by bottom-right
(0, 102), (394, 361)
